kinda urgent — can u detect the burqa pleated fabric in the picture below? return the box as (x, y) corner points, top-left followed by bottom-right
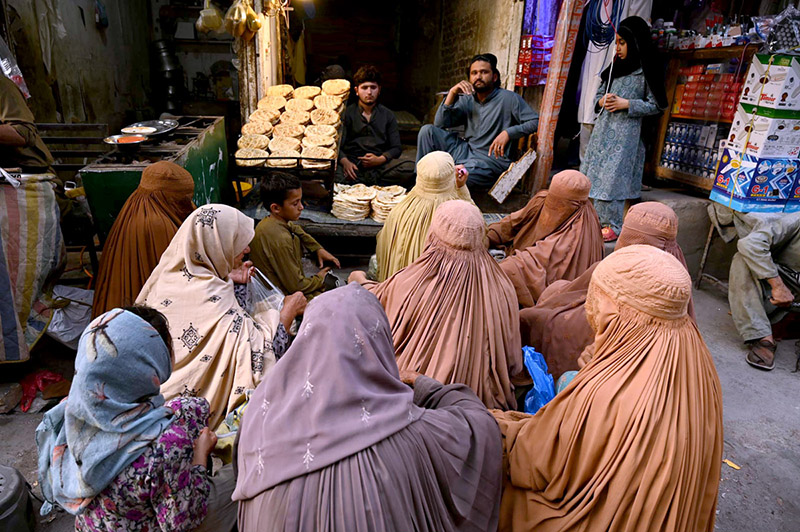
(363, 200), (522, 410)
(492, 245), (723, 532)
(493, 170), (603, 307)
(92, 161), (195, 317)
(234, 283), (502, 532)
(375, 151), (472, 281)
(137, 205), (280, 429)
(520, 202), (695, 379)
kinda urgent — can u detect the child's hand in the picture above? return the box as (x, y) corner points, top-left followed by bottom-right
(603, 94), (629, 112)
(317, 248), (341, 268)
(280, 292), (307, 328)
(316, 267), (331, 279)
(192, 427), (217, 467)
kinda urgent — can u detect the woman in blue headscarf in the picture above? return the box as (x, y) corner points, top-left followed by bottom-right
(36, 306), (236, 531)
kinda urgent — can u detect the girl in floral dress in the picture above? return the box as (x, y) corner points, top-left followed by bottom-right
(36, 306), (237, 531)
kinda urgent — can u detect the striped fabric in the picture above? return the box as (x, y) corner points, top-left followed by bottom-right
(0, 175), (64, 363)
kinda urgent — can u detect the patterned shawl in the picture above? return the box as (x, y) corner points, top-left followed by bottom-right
(36, 309), (175, 515)
(137, 205), (279, 428)
(233, 283), (419, 498)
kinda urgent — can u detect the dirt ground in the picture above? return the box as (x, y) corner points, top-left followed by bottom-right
(1, 284), (798, 531)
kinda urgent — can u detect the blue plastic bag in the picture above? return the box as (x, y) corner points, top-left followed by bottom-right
(522, 346), (556, 414)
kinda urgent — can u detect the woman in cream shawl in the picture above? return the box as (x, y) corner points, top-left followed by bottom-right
(375, 151), (472, 281)
(137, 204), (304, 428)
(492, 245), (723, 532)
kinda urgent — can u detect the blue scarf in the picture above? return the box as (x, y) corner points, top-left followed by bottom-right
(36, 308), (175, 515)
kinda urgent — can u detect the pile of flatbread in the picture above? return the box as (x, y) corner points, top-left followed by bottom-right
(370, 186), (407, 223)
(332, 184), (406, 222)
(235, 80), (350, 168)
(331, 184), (376, 221)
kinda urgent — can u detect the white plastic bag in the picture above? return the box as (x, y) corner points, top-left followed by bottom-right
(247, 268), (285, 316)
(46, 286), (94, 350)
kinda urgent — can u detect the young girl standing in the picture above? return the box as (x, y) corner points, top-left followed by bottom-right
(580, 16), (667, 242)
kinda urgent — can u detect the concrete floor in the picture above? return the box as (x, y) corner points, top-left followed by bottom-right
(2, 283), (798, 531)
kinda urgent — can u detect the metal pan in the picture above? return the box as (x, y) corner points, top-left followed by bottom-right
(121, 119), (179, 136)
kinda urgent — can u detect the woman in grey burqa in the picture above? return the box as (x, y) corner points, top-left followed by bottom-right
(233, 282), (502, 532)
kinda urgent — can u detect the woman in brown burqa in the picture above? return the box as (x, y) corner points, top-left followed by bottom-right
(233, 283), (502, 532)
(350, 200), (522, 410)
(489, 169), (603, 307)
(492, 245), (723, 532)
(92, 161), (194, 317)
(521, 201), (696, 379)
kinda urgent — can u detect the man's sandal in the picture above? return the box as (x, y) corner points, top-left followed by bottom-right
(746, 339), (777, 371)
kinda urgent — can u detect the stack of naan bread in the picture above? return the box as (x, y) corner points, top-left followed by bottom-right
(235, 80), (349, 168)
(370, 186), (407, 223)
(332, 184), (406, 222)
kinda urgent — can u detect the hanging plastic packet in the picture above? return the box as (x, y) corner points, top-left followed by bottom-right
(0, 35), (30, 98)
(197, 0), (224, 33)
(247, 267), (285, 317)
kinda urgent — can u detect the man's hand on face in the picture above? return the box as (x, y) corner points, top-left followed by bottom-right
(488, 130), (510, 159)
(449, 80), (475, 97)
(341, 158), (359, 181)
(358, 153), (387, 169)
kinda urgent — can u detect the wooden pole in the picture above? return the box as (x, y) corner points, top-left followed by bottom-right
(526, 0), (584, 193)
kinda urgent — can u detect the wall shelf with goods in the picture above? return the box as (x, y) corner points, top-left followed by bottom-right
(651, 45), (758, 191)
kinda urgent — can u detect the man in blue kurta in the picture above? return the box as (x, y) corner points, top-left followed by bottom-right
(416, 53), (539, 188)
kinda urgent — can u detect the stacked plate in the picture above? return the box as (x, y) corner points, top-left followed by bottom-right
(332, 184), (376, 221)
(371, 191), (407, 223)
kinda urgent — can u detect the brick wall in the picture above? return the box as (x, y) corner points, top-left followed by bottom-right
(439, 4), (480, 91)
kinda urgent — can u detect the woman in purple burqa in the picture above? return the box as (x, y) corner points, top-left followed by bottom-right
(233, 282), (502, 532)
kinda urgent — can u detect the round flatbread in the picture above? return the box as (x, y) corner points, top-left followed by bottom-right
(305, 124), (338, 138)
(272, 123), (305, 139)
(237, 134), (270, 150)
(121, 126), (157, 135)
(241, 120), (273, 136)
(374, 185), (406, 197)
(313, 94), (343, 111)
(257, 95), (287, 111)
(280, 110), (311, 125)
(250, 108), (281, 124)
(269, 136), (301, 153)
(302, 134), (335, 148)
(235, 148), (268, 167)
(267, 149), (300, 168)
(322, 79), (351, 96)
(343, 183), (377, 201)
(310, 108), (340, 126)
(302, 146), (335, 160)
(285, 98), (314, 112)
(266, 84), (294, 98)
(293, 85), (322, 100)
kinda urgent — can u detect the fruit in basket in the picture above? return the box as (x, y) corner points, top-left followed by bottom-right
(235, 147), (268, 167)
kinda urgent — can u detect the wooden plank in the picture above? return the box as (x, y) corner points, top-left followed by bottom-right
(655, 166), (713, 191)
(489, 149), (537, 204)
